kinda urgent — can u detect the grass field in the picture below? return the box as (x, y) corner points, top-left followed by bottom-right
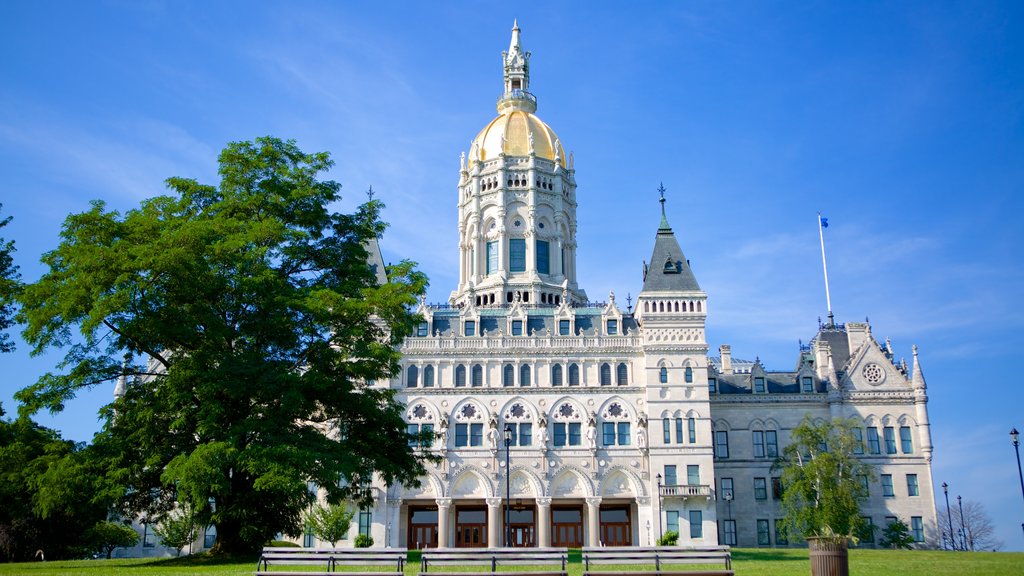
(0, 548), (1021, 576)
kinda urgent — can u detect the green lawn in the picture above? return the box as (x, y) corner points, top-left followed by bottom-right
(1, 548), (1021, 576)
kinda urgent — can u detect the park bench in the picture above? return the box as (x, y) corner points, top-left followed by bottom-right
(255, 547), (408, 576)
(420, 547), (568, 576)
(581, 546), (733, 576)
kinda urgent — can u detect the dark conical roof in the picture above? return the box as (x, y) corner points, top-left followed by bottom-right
(641, 215), (701, 293)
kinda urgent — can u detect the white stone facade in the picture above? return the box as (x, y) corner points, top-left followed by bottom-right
(351, 23), (938, 551)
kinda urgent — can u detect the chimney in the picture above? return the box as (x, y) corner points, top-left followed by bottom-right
(720, 344), (733, 374)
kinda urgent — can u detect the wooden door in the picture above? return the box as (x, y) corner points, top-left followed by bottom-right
(551, 507), (583, 548)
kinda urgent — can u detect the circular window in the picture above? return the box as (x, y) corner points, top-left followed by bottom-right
(862, 363), (885, 385)
(539, 222), (545, 229)
(514, 220), (522, 227)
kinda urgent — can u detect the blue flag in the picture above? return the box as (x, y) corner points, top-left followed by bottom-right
(820, 216), (829, 229)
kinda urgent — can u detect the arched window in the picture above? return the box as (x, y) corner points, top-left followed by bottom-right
(551, 364), (563, 386)
(455, 365), (467, 387)
(659, 366), (668, 384)
(690, 301), (695, 312)
(472, 364), (483, 387)
(684, 366), (693, 383)
(659, 302), (665, 312)
(503, 364), (515, 387)
(644, 301), (649, 312)
(568, 363), (580, 386)
(407, 365), (419, 388)
(520, 365), (531, 387)
(423, 365), (434, 388)
(617, 363), (628, 386)
(697, 301), (702, 312)
(674, 301), (680, 312)
(599, 363), (612, 386)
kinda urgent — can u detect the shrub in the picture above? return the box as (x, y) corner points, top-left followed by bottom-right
(354, 534), (374, 548)
(657, 530), (679, 546)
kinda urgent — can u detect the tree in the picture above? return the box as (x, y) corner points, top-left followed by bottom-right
(16, 137), (431, 555)
(879, 519), (914, 550)
(86, 520), (139, 559)
(774, 415), (875, 542)
(154, 503), (199, 556)
(934, 500), (1002, 551)
(0, 204), (20, 353)
(304, 501), (354, 547)
(0, 405), (111, 561)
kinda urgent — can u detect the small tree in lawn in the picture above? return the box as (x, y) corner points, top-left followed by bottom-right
(879, 519), (914, 550)
(304, 502), (354, 547)
(86, 520), (139, 559)
(154, 503), (199, 556)
(774, 415), (874, 543)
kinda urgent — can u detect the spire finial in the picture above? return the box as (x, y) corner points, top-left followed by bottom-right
(657, 183), (671, 231)
(366, 185), (375, 201)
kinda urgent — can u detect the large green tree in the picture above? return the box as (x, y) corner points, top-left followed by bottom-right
(16, 137), (430, 554)
(773, 415), (874, 542)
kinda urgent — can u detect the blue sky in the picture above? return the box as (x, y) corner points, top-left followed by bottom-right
(2, 1), (1022, 550)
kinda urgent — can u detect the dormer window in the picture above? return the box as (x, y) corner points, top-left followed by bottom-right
(801, 376), (813, 393)
(512, 79), (521, 90)
(663, 258), (679, 274)
(417, 322), (428, 337)
(606, 319), (618, 335)
(754, 377), (766, 393)
(512, 320), (523, 336)
(464, 320), (476, 336)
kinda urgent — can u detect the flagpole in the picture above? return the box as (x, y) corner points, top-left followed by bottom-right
(818, 212), (834, 327)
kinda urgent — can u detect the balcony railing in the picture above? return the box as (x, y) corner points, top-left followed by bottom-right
(497, 89), (537, 106)
(659, 484), (714, 499)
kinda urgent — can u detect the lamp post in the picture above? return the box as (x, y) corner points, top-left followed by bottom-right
(504, 424), (513, 548)
(1012, 428), (1024, 541)
(956, 495), (967, 551)
(942, 482), (954, 551)
(724, 489), (734, 545)
(655, 473), (663, 543)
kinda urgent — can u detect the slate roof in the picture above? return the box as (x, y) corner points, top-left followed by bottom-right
(641, 216), (701, 292)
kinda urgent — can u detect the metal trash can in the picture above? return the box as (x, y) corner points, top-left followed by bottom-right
(808, 537), (849, 576)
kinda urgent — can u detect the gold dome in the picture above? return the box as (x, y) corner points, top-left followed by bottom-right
(469, 110), (565, 168)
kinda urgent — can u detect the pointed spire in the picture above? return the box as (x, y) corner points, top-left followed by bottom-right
(911, 344), (927, 390)
(498, 20), (535, 114)
(658, 182), (671, 231)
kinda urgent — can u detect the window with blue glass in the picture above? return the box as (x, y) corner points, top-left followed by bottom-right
(883, 426), (897, 454)
(464, 320), (475, 336)
(689, 510), (703, 538)
(757, 519), (770, 545)
(455, 423), (484, 447)
(553, 422), (582, 447)
(512, 320), (523, 335)
(422, 365), (434, 387)
(486, 241), (498, 275)
(599, 363), (611, 385)
(551, 364), (563, 386)
(688, 418), (696, 443)
(455, 365), (466, 387)
(508, 422), (532, 446)
(754, 477), (767, 500)
(881, 474), (894, 497)
(754, 377), (766, 393)
(867, 427), (881, 454)
(568, 363), (580, 386)
(536, 240), (550, 274)
(899, 426), (913, 453)
(663, 464), (677, 486)
(911, 516), (924, 542)
(675, 418), (684, 443)
(559, 319), (570, 335)
(472, 364), (483, 387)
(407, 365), (418, 388)
(662, 419), (671, 444)
(606, 319), (618, 335)
(907, 474), (919, 496)
(715, 431), (729, 458)
(708, 378), (717, 393)
(853, 428), (865, 454)
(519, 365), (531, 387)
(687, 464), (699, 485)
(618, 422), (630, 445)
(503, 364), (515, 386)
(666, 510), (679, 534)
(616, 363), (628, 385)
(602, 422), (616, 446)
(659, 367), (668, 383)
(509, 239), (526, 272)
(684, 366), (693, 383)
(417, 322), (428, 337)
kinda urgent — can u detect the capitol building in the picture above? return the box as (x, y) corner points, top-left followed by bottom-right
(351, 23), (940, 550)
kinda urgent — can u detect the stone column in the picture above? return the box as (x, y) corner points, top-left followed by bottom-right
(536, 497), (552, 547)
(436, 498), (452, 548)
(486, 497), (503, 548)
(585, 497), (602, 547)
